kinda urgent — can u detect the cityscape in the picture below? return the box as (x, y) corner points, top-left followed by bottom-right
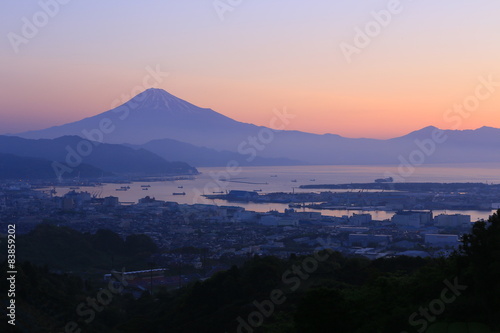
(2, 1), (500, 332)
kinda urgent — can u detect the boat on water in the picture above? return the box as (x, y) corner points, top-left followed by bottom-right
(374, 177), (394, 183)
(254, 189), (262, 192)
(291, 179), (297, 183)
(173, 192), (186, 195)
(178, 186), (184, 188)
(142, 188), (148, 190)
(310, 179), (316, 181)
(141, 185), (151, 188)
(288, 203), (303, 208)
(270, 175), (278, 177)
(115, 186), (130, 191)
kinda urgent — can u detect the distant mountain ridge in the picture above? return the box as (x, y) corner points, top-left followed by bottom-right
(0, 135), (197, 179)
(16, 88), (500, 165)
(0, 153), (109, 180)
(127, 138), (306, 167)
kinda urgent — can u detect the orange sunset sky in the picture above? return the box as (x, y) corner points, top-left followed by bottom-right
(1, 0), (499, 138)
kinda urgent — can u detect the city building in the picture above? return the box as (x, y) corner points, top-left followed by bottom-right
(434, 214), (471, 228)
(349, 213), (372, 226)
(392, 211), (432, 227)
(424, 234), (460, 248)
(349, 234), (392, 247)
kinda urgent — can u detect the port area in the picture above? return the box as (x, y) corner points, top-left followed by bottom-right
(203, 182), (500, 211)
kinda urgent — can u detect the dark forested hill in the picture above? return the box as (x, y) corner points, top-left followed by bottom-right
(0, 135), (198, 177)
(0, 153), (109, 180)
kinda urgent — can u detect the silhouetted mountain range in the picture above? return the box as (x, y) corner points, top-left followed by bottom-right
(0, 153), (108, 180)
(15, 89), (500, 165)
(127, 138), (306, 167)
(0, 135), (197, 179)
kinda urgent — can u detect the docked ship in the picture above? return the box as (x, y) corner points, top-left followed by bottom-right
(374, 177), (394, 183)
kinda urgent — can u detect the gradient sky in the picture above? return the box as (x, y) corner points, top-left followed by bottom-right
(1, 0), (499, 138)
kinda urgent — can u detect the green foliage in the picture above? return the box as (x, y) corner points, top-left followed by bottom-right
(294, 288), (353, 333)
(124, 234), (159, 255)
(457, 210), (500, 327)
(17, 224), (159, 273)
(427, 322), (499, 333)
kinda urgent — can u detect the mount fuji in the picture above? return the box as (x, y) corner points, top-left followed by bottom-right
(16, 88), (500, 166)
(18, 88), (259, 149)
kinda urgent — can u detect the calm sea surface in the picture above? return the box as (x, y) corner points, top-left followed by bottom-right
(52, 164), (500, 221)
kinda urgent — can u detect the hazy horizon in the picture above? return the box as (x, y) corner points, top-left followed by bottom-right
(2, 87), (498, 141)
(2, 1), (500, 138)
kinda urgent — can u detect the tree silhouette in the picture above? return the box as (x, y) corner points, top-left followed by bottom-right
(459, 210), (500, 327)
